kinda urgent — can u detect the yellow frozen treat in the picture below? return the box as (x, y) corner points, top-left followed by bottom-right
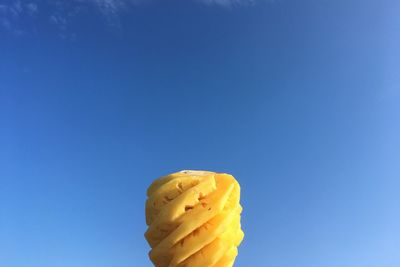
(145, 170), (244, 267)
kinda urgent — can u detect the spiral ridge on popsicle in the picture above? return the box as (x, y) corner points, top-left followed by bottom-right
(145, 170), (244, 267)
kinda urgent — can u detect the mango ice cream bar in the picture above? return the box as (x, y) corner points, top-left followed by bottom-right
(145, 170), (244, 267)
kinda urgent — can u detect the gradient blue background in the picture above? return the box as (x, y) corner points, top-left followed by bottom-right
(1, 0), (399, 266)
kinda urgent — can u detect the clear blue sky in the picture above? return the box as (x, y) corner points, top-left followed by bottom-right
(0, 0), (399, 266)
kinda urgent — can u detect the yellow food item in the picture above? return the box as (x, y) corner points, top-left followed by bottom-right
(145, 170), (244, 267)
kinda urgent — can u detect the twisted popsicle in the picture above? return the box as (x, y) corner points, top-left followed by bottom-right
(145, 170), (244, 267)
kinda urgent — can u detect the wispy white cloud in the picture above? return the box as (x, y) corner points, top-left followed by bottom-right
(49, 14), (67, 30)
(0, 0), (139, 34)
(0, 0), (38, 35)
(199, 0), (256, 7)
(90, 0), (128, 28)
(89, 0), (257, 11)
(0, 0), (265, 37)
(94, 0), (127, 14)
(26, 3), (38, 15)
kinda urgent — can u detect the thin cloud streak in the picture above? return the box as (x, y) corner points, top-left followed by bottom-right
(0, 0), (266, 36)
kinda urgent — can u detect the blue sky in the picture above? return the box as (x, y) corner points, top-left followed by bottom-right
(0, 0), (399, 266)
